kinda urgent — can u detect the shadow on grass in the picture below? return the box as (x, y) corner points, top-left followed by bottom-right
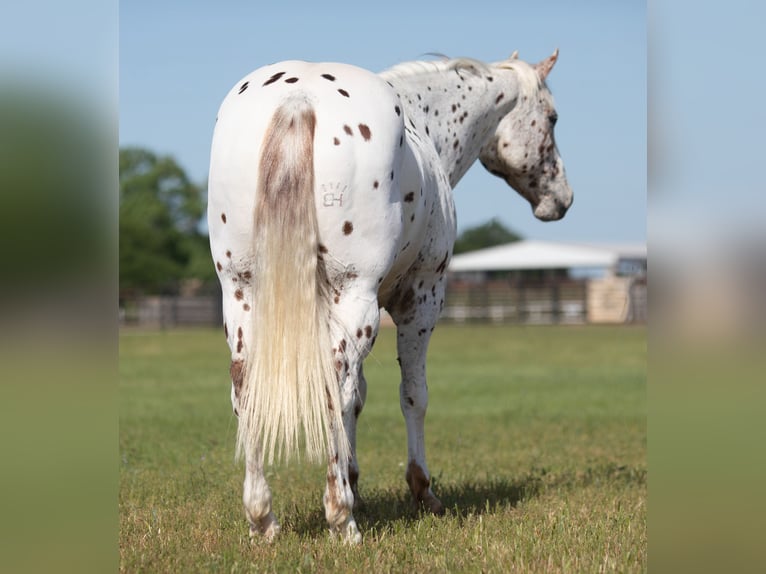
(287, 473), (543, 537)
(287, 461), (645, 538)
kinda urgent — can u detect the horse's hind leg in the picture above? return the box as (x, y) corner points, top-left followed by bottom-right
(323, 293), (379, 543)
(346, 364), (368, 509)
(243, 445), (280, 541)
(231, 354), (279, 541)
(390, 279), (445, 515)
(222, 289), (280, 541)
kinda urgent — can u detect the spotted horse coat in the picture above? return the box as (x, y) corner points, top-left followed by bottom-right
(208, 52), (572, 544)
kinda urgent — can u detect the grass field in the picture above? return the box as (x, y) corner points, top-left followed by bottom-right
(119, 324), (646, 572)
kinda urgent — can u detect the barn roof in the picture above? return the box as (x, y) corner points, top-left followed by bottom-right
(448, 240), (646, 272)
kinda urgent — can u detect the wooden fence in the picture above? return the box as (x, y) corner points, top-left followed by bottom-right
(120, 276), (646, 328)
(442, 276), (646, 325)
(442, 278), (589, 324)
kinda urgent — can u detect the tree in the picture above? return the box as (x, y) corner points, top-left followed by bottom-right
(453, 218), (521, 254)
(119, 147), (213, 294)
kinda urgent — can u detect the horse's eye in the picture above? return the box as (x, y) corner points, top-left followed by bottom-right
(549, 113), (558, 127)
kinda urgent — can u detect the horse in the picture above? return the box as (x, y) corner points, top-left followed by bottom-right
(207, 50), (572, 544)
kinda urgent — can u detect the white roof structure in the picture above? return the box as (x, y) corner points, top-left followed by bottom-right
(448, 240), (646, 272)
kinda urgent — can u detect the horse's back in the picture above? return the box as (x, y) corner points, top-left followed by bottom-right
(209, 60), (407, 287)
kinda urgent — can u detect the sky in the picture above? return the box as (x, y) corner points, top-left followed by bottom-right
(119, 0), (646, 243)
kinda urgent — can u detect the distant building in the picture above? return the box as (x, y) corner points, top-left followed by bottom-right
(444, 240), (647, 324)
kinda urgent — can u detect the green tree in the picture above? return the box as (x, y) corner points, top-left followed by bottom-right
(119, 147), (213, 294)
(453, 217), (521, 254)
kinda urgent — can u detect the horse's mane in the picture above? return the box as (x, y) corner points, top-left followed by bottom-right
(496, 58), (546, 101)
(380, 54), (544, 101)
(379, 55), (490, 82)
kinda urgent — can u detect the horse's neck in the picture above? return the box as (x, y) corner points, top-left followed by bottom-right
(388, 66), (518, 187)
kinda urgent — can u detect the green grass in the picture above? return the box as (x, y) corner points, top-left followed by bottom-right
(120, 324), (646, 572)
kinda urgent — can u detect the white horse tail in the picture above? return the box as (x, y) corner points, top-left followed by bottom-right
(236, 96), (349, 466)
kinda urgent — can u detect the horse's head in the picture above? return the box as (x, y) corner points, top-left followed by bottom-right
(479, 50), (573, 221)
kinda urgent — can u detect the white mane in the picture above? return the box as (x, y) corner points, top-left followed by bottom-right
(379, 55), (544, 102)
(496, 58), (546, 101)
(379, 56), (489, 82)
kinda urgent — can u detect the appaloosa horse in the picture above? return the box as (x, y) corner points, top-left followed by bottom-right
(207, 50), (572, 543)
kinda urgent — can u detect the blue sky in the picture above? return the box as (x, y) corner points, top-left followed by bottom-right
(120, 0), (646, 242)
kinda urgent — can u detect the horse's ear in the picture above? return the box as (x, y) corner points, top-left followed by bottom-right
(509, 50), (519, 60)
(535, 48), (559, 80)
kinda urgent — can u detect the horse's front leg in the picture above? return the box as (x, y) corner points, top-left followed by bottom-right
(391, 280), (445, 515)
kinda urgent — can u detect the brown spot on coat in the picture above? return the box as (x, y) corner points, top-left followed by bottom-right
(285, 77), (299, 83)
(373, 180), (379, 189)
(396, 287), (416, 313)
(262, 71), (285, 86)
(327, 471), (337, 491)
(356, 328), (363, 338)
(435, 251), (449, 274)
(221, 213), (227, 223)
(364, 325), (372, 338)
(343, 124), (353, 135)
(333, 137), (340, 145)
(358, 123), (372, 141)
(234, 289), (244, 301)
(216, 261), (223, 271)
(321, 73), (336, 81)
(404, 191), (415, 202)
(342, 221), (354, 235)
(230, 359), (244, 399)
(325, 385), (334, 411)
(338, 88), (350, 97)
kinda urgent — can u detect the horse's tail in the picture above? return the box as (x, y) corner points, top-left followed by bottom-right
(236, 96), (348, 466)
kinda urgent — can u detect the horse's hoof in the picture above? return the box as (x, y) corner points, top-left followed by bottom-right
(329, 517), (362, 545)
(426, 495), (445, 516)
(412, 492), (445, 516)
(249, 513), (280, 543)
